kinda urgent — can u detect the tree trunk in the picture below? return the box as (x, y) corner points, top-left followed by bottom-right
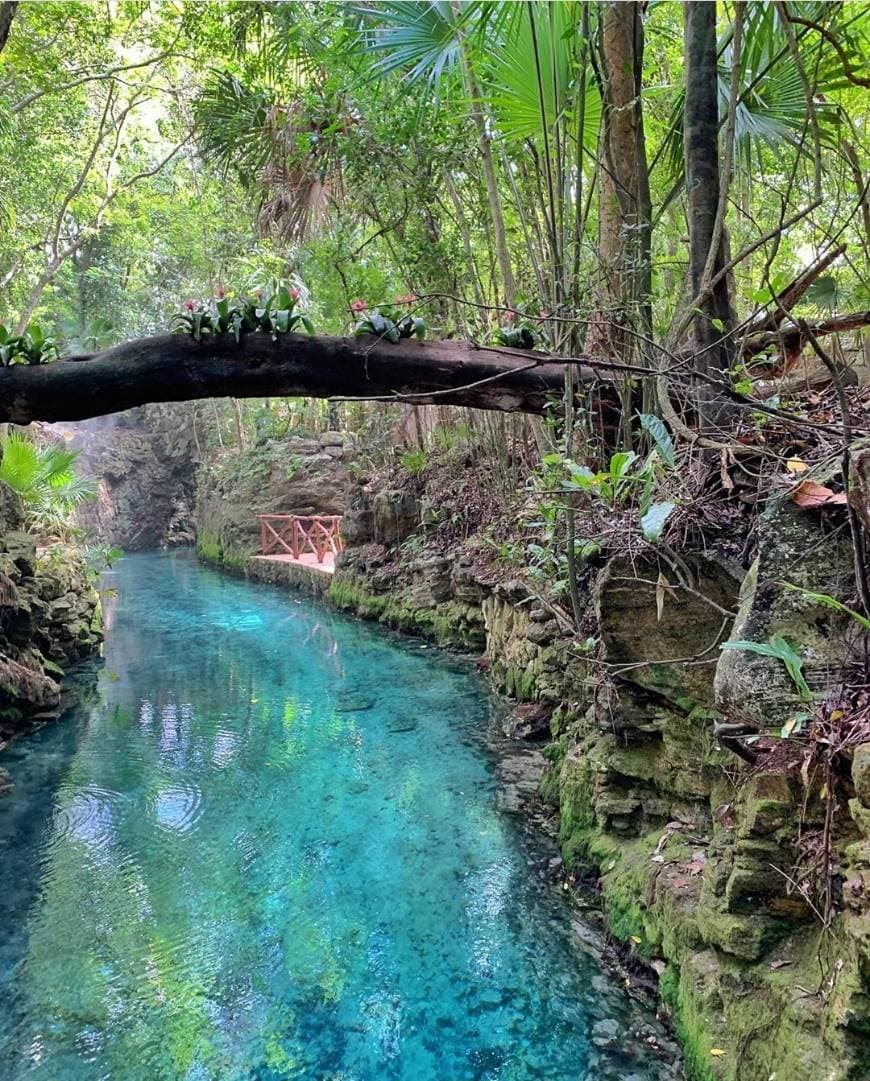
(0, 2), (17, 53)
(0, 332), (609, 425)
(586, 2), (651, 440)
(683, 1), (735, 384)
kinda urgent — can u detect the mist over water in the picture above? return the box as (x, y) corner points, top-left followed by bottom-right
(0, 553), (677, 1080)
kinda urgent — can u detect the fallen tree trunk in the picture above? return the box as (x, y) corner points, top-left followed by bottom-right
(0, 332), (602, 424)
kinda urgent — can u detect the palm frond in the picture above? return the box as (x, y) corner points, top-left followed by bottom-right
(195, 71), (344, 243)
(0, 433), (95, 527)
(657, 0), (846, 188)
(355, 1), (467, 84)
(485, 1), (600, 149)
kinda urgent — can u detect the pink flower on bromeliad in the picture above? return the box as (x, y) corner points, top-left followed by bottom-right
(184, 299), (197, 311)
(350, 298), (367, 313)
(216, 285), (227, 299)
(504, 309), (518, 325)
(290, 286), (301, 301)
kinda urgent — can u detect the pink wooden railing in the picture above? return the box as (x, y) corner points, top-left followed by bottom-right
(257, 514), (343, 563)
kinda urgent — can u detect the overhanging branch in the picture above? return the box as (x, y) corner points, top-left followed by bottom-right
(0, 332), (604, 424)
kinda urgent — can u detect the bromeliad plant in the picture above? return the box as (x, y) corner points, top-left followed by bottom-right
(352, 295), (425, 342)
(0, 321), (60, 366)
(494, 310), (539, 350)
(172, 281), (315, 343)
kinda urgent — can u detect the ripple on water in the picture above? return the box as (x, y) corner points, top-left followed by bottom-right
(148, 780), (204, 835)
(50, 784), (125, 853)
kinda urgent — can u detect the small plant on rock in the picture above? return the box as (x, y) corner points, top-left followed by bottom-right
(400, 449), (427, 476)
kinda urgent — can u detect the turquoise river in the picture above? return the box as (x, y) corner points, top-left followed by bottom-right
(0, 553), (679, 1080)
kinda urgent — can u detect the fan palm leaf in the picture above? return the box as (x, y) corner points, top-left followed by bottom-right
(195, 70), (345, 243)
(0, 433), (95, 529)
(355, 1), (468, 85)
(658, 0), (849, 187)
(484, 1), (600, 149)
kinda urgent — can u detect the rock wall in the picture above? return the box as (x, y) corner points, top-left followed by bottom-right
(323, 473), (870, 1081)
(0, 482), (102, 743)
(195, 432), (355, 568)
(59, 403), (197, 550)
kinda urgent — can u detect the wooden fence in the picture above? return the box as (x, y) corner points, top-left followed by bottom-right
(257, 514), (343, 563)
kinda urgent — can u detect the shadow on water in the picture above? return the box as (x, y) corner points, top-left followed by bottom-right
(0, 551), (682, 1081)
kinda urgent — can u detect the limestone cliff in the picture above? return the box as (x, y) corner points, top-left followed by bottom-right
(0, 482), (102, 743)
(59, 403), (198, 550)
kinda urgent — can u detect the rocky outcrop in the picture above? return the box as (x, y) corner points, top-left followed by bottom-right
(0, 483), (102, 741)
(196, 432), (355, 569)
(61, 403), (197, 550)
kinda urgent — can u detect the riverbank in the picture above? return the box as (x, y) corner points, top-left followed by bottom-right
(0, 483), (102, 748)
(196, 445), (870, 1081)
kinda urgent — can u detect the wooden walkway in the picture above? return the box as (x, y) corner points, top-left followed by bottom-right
(255, 514), (342, 576)
(252, 550), (336, 574)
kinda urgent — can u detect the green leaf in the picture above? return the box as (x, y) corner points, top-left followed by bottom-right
(720, 635), (813, 701)
(780, 582), (870, 633)
(640, 501), (675, 542)
(609, 451), (638, 479)
(638, 413), (675, 468)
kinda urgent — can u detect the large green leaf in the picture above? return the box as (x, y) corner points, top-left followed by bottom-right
(484, 1), (601, 149)
(639, 501), (675, 543)
(638, 413), (675, 468)
(356, 1), (466, 84)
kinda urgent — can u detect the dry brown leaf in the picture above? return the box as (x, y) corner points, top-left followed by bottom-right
(791, 480), (848, 508)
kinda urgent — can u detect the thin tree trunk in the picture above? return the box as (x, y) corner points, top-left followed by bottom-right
(454, 21), (516, 308)
(683, 1), (736, 387)
(231, 398), (245, 448)
(587, 2), (651, 443)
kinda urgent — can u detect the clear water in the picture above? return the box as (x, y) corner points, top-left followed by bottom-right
(0, 553), (677, 1081)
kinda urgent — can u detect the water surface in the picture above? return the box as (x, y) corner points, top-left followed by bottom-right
(0, 553), (677, 1080)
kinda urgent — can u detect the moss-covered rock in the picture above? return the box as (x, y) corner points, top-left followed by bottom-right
(0, 497), (102, 739)
(715, 495), (856, 729)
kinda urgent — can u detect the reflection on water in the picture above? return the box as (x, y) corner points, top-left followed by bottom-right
(0, 553), (678, 1080)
